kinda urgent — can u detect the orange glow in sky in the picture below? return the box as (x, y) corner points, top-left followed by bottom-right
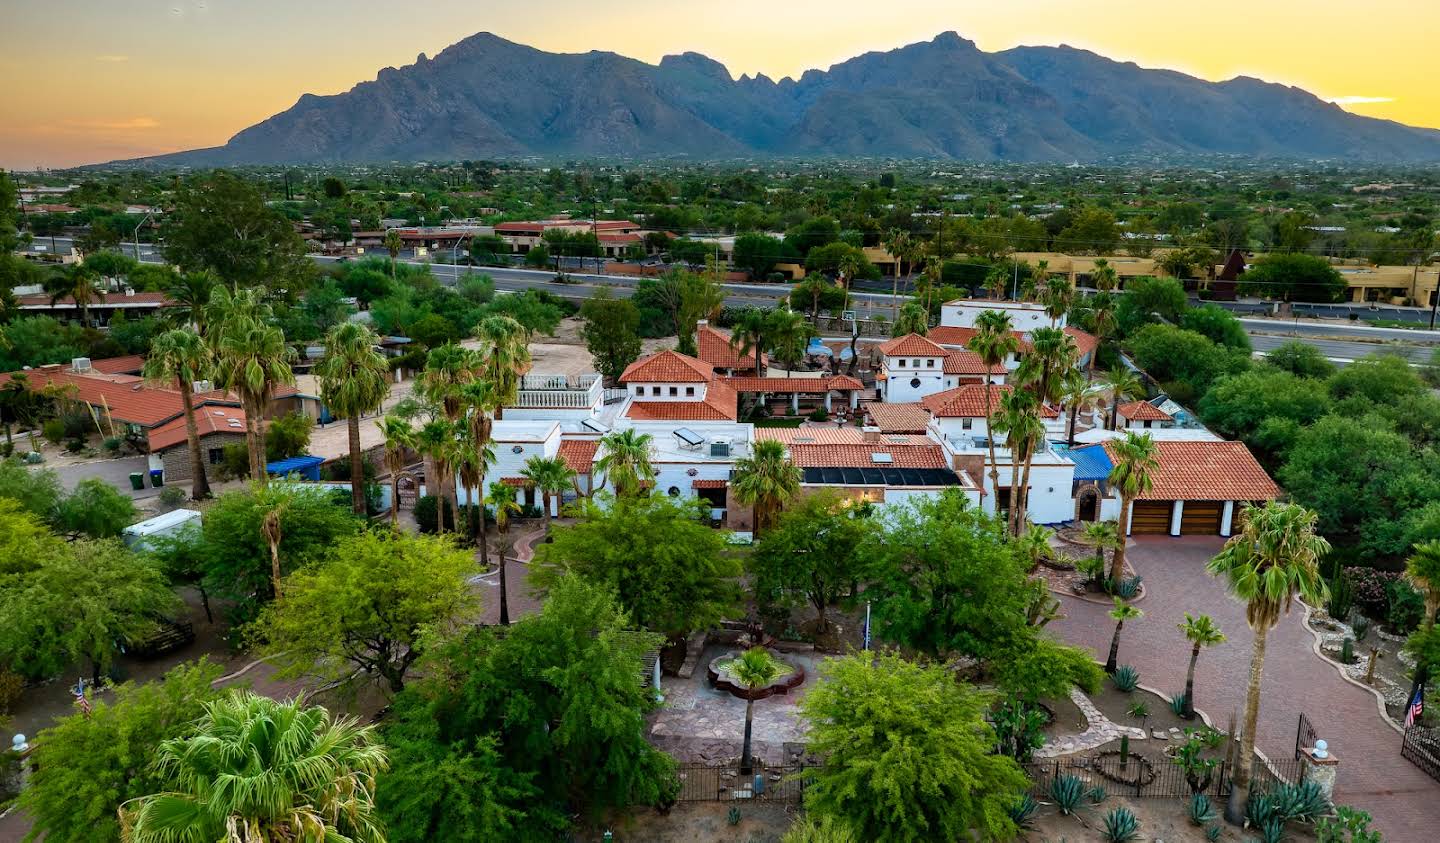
(2, 0), (1437, 168)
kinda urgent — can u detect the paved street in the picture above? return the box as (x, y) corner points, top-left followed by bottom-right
(49, 454), (162, 500)
(1050, 537), (1437, 842)
(1249, 333), (1435, 364)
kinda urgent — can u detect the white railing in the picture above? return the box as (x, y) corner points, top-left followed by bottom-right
(512, 374), (603, 409)
(520, 373), (599, 390)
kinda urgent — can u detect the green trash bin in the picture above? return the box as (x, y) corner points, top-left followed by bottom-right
(129, 472), (145, 491)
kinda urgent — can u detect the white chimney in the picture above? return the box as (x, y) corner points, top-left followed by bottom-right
(696, 319), (708, 328)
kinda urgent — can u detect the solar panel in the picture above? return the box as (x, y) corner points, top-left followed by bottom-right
(673, 427), (704, 447)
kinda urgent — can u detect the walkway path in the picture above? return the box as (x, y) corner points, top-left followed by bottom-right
(1049, 536), (1437, 842)
(469, 523), (549, 625)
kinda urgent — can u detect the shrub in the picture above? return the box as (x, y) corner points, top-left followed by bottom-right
(102, 436), (123, 455)
(220, 443), (250, 480)
(1317, 806), (1382, 843)
(1187, 793), (1216, 826)
(1345, 567), (1396, 620)
(1127, 701), (1149, 720)
(1102, 806), (1140, 843)
(1007, 793), (1039, 829)
(158, 486), (186, 509)
(808, 407), (829, 422)
(1050, 774), (1085, 815)
(264, 411), (314, 462)
(60, 411), (92, 440)
(1111, 575), (1143, 600)
(1170, 692), (1188, 716)
(42, 419), (64, 444)
(991, 698), (1046, 763)
(1386, 578), (1425, 633)
(1271, 780), (1330, 824)
(0, 668), (23, 714)
(1111, 664), (1140, 692)
(414, 494), (441, 534)
(64, 437), (86, 453)
(1086, 785), (1107, 804)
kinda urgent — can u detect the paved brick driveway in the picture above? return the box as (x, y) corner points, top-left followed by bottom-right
(1049, 536), (1437, 842)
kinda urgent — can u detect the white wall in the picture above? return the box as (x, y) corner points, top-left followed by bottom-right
(627, 381), (707, 401)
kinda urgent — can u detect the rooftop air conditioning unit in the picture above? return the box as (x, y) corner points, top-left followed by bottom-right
(193, 380), (213, 393)
(709, 439), (731, 458)
(71, 357), (91, 373)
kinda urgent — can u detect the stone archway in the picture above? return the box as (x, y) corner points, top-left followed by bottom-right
(1076, 486), (1101, 523)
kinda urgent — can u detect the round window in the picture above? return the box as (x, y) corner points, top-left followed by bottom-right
(667, 486), (681, 497)
(910, 377), (921, 388)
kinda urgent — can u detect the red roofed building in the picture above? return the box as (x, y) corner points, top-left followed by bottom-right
(620, 350), (739, 422)
(877, 333), (949, 402)
(15, 289), (177, 328)
(696, 320), (765, 374)
(1116, 400), (1174, 429)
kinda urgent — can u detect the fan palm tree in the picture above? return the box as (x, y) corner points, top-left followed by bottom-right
(376, 415), (413, 527)
(1107, 431), (1159, 584)
(1206, 501), (1329, 825)
(1407, 540), (1440, 630)
(475, 314), (531, 417)
(1059, 366), (1091, 447)
(453, 436), (495, 548)
(883, 229), (912, 319)
(1042, 276), (1074, 326)
(252, 481), (302, 602)
(417, 343), (476, 422)
(996, 389), (1047, 535)
(315, 323), (391, 514)
(143, 330), (214, 501)
(732, 438), (802, 534)
(212, 314), (297, 483)
(837, 251), (862, 313)
(732, 646), (783, 776)
(730, 307), (769, 375)
(1178, 613), (1226, 719)
(983, 263), (1009, 300)
(1089, 291), (1118, 366)
(415, 418), (459, 533)
(521, 455), (576, 533)
(165, 270), (217, 335)
(1092, 258), (1119, 292)
(1102, 365), (1144, 431)
(488, 480), (524, 626)
(459, 378), (501, 561)
(119, 693), (387, 843)
(596, 429), (655, 497)
(968, 310), (1019, 517)
(1082, 520), (1122, 587)
(767, 308), (815, 377)
(891, 301), (929, 337)
(383, 228), (404, 279)
(44, 263), (103, 327)
(793, 275), (831, 325)
(1013, 329), (1076, 525)
(1104, 597), (1143, 674)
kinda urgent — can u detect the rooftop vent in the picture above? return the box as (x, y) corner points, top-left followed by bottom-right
(871, 452), (893, 464)
(70, 357), (91, 373)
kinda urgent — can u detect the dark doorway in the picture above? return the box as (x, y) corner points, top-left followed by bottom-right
(1077, 489), (1099, 522)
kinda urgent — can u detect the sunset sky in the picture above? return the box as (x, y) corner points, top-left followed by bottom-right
(2, 0), (1437, 169)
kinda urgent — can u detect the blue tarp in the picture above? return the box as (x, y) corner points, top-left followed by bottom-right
(266, 455), (326, 481)
(1066, 444), (1114, 482)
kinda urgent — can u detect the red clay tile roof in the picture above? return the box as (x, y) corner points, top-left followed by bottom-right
(692, 479), (727, 489)
(943, 350), (1007, 375)
(1064, 327), (1100, 360)
(620, 349), (715, 383)
(0, 367), (203, 428)
(1117, 401), (1173, 422)
(89, 355), (146, 375)
(697, 323), (765, 371)
(1101, 440), (1280, 502)
(864, 402), (933, 433)
(16, 291), (175, 307)
(787, 442), (949, 469)
(147, 404), (248, 451)
(927, 325), (1098, 359)
(927, 326), (980, 347)
(722, 375), (863, 393)
(557, 438), (599, 474)
(756, 427), (874, 445)
(920, 384), (1059, 419)
(626, 378), (738, 421)
(877, 333), (947, 357)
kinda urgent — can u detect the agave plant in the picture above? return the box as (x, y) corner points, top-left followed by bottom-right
(1111, 664), (1140, 692)
(1050, 773), (1085, 815)
(1188, 793), (1217, 826)
(1271, 780), (1330, 823)
(1007, 793), (1040, 829)
(1102, 806), (1141, 843)
(1086, 785), (1108, 805)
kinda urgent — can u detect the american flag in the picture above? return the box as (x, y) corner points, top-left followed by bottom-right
(1405, 684), (1424, 729)
(73, 678), (91, 718)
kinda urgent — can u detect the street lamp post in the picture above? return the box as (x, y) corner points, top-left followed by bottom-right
(132, 212), (155, 262)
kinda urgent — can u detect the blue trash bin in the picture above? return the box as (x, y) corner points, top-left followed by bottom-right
(149, 469), (164, 488)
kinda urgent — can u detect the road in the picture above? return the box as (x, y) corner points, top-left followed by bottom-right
(1248, 334), (1435, 364)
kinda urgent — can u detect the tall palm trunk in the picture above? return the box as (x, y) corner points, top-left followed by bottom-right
(423, 454), (442, 532)
(1105, 619), (1126, 673)
(983, 376), (1002, 529)
(1016, 451), (1036, 537)
(1109, 497), (1132, 583)
(740, 696), (756, 775)
(178, 380), (211, 500)
(1067, 401), (1080, 447)
(892, 263), (900, 319)
(477, 470), (490, 569)
(497, 543), (510, 626)
(388, 468), (400, 528)
(1008, 447), (1025, 538)
(1226, 627), (1269, 825)
(541, 490), (552, 533)
(347, 416), (366, 515)
(245, 396), (266, 483)
(1182, 643), (1201, 719)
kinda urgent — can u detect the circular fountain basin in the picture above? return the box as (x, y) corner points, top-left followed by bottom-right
(707, 650), (806, 700)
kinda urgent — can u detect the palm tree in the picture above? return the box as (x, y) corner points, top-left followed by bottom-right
(521, 455), (576, 533)
(837, 251), (862, 313)
(1082, 520), (1122, 587)
(968, 311), (1019, 518)
(415, 418), (459, 533)
(732, 646), (783, 775)
(767, 308), (815, 377)
(417, 343), (476, 422)
(1042, 276), (1074, 326)
(252, 481), (299, 602)
(119, 693), (387, 843)
(1102, 365), (1144, 431)
(1089, 291), (1118, 367)
(1407, 540), (1440, 629)
(995, 389), (1047, 536)
(730, 307), (769, 375)
(596, 429), (655, 497)
(165, 270), (217, 335)
(983, 263), (1009, 300)
(1206, 501), (1329, 825)
(883, 229), (912, 319)
(1178, 613), (1226, 719)
(459, 378), (500, 561)
(1060, 366), (1091, 447)
(475, 315), (532, 417)
(488, 480), (524, 626)
(315, 323), (390, 515)
(44, 263), (103, 327)
(453, 436), (495, 548)
(1092, 258), (1118, 292)
(212, 314), (297, 482)
(383, 228), (404, 279)
(891, 301), (929, 337)
(732, 438), (801, 534)
(1013, 329), (1075, 524)
(794, 275), (831, 325)
(1107, 431), (1159, 584)
(143, 330), (214, 501)
(1105, 597), (1143, 674)
(377, 415), (412, 527)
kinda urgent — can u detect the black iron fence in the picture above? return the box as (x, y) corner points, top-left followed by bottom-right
(1295, 712), (1318, 762)
(673, 763), (818, 803)
(1402, 725), (1440, 783)
(1020, 753), (1305, 801)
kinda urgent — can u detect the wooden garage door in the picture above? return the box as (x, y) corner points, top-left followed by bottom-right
(1180, 501), (1223, 536)
(1131, 500), (1173, 534)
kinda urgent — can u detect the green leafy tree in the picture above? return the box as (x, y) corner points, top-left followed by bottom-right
(316, 322), (391, 514)
(580, 291), (642, 384)
(1125, 324), (1249, 403)
(0, 539), (180, 683)
(1197, 369), (1328, 449)
(1328, 353), (1425, 405)
(531, 494), (740, 639)
(1180, 304), (1251, 351)
(18, 660), (226, 843)
(252, 531), (477, 693)
(262, 410), (314, 462)
(731, 438), (801, 533)
(0, 499), (62, 577)
(1178, 613), (1226, 719)
(52, 476), (136, 539)
(0, 456), (63, 520)
(749, 490), (876, 633)
(120, 693), (387, 843)
(161, 171), (314, 289)
(798, 651), (1029, 843)
(1238, 253), (1346, 303)
(1206, 501), (1329, 824)
(143, 329), (214, 499)
(1057, 207), (1121, 254)
(1115, 275), (1188, 337)
(733, 232), (794, 278)
(1264, 340), (1336, 379)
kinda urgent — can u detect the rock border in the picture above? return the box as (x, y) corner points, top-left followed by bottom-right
(1299, 602), (1404, 735)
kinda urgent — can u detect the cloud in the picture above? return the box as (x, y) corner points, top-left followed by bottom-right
(95, 55), (130, 63)
(76, 117), (161, 131)
(1330, 95), (1395, 105)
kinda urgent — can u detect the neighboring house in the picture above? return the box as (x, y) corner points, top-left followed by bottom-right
(1115, 400), (1174, 430)
(757, 427), (978, 508)
(148, 405), (248, 483)
(876, 334), (948, 402)
(696, 320), (766, 375)
(15, 290), (177, 328)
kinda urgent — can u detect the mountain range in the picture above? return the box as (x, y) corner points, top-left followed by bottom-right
(125, 32), (1440, 166)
